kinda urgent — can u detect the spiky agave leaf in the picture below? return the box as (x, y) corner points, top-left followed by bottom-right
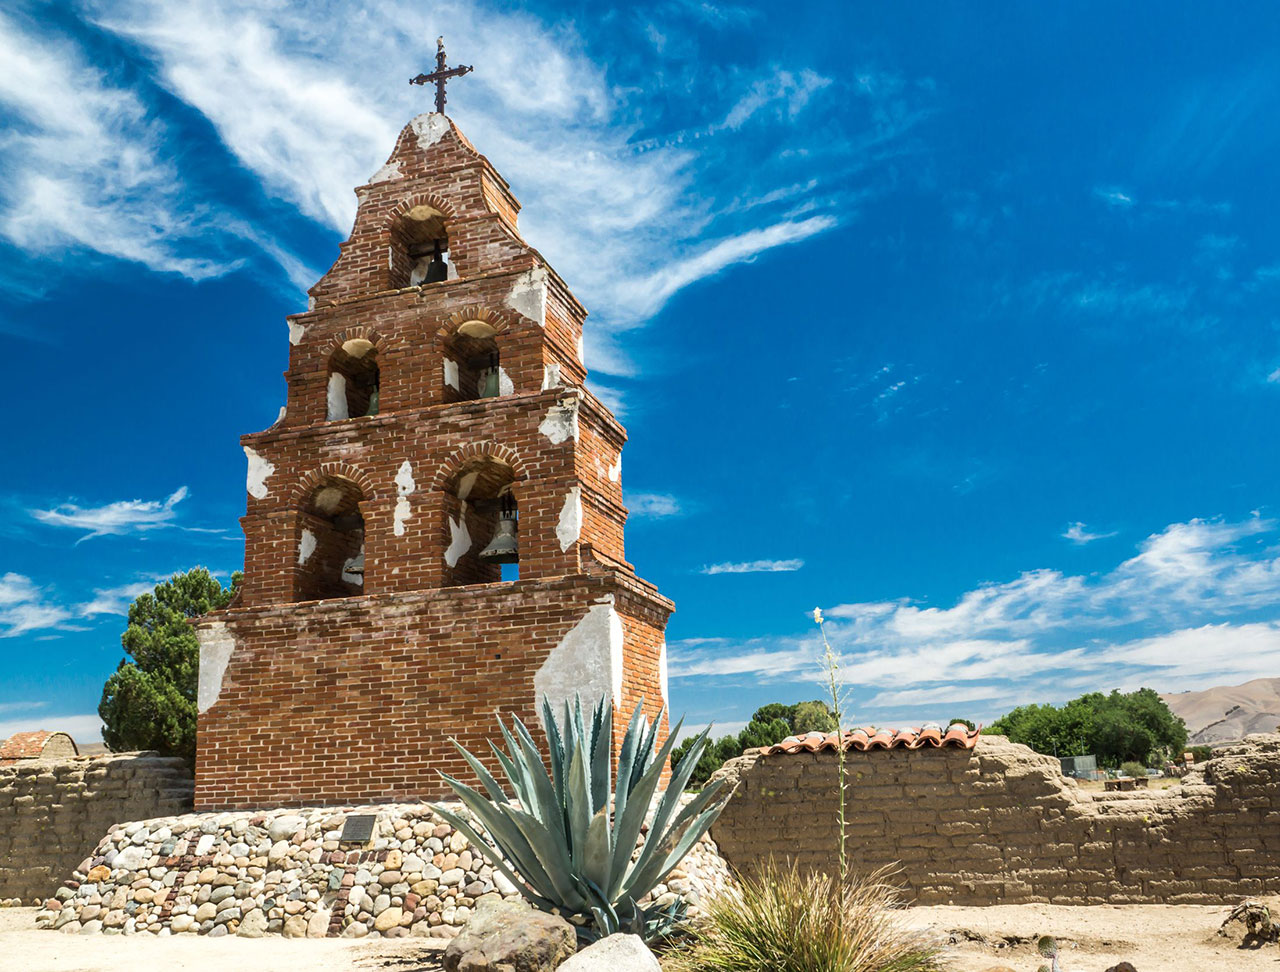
(434, 694), (733, 941)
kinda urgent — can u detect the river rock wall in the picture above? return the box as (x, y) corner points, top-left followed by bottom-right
(34, 801), (729, 937)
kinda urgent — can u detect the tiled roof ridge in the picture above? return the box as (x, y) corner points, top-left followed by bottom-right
(757, 722), (980, 756)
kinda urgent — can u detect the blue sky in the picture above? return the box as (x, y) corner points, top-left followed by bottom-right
(3, 1), (1280, 745)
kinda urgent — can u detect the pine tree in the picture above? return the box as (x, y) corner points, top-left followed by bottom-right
(98, 568), (239, 757)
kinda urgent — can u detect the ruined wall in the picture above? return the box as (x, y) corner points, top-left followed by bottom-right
(710, 734), (1280, 905)
(0, 754), (193, 902)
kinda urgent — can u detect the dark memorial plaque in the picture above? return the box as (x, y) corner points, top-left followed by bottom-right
(339, 814), (377, 844)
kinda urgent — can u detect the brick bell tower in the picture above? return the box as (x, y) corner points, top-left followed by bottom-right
(192, 106), (673, 809)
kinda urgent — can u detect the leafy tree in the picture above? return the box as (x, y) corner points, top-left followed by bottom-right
(99, 568), (239, 758)
(738, 717), (793, 752)
(1188, 745), (1213, 763)
(948, 717), (977, 731)
(750, 702), (797, 725)
(671, 699), (848, 789)
(792, 699), (838, 734)
(989, 688), (1188, 768)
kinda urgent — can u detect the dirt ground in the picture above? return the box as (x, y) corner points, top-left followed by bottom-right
(906, 901), (1280, 971)
(2, 902), (1277, 971)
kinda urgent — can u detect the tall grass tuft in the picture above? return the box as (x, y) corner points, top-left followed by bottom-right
(666, 859), (943, 972)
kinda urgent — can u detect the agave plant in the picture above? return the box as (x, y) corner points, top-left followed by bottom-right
(430, 695), (731, 942)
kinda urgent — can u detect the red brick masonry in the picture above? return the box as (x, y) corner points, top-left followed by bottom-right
(195, 114), (671, 809)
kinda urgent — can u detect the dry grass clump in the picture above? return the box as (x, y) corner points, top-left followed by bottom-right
(665, 860), (943, 972)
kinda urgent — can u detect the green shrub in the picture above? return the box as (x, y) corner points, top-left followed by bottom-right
(432, 696), (731, 942)
(1119, 760), (1148, 779)
(1188, 745), (1213, 763)
(665, 859), (942, 972)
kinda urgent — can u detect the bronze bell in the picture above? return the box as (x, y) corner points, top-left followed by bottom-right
(424, 240), (448, 283)
(479, 497), (518, 564)
(477, 353), (501, 398)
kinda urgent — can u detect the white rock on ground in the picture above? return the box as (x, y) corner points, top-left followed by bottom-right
(558, 933), (661, 971)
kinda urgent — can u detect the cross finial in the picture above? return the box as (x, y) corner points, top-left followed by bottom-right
(410, 36), (473, 115)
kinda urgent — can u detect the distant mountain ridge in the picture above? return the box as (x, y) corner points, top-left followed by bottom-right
(1161, 677), (1280, 745)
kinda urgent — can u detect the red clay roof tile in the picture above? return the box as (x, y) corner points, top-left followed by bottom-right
(0, 730), (55, 760)
(757, 723), (980, 756)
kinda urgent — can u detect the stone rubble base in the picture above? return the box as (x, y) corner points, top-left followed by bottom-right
(34, 800), (731, 938)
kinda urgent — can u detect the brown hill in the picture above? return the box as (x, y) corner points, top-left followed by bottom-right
(1162, 677), (1280, 745)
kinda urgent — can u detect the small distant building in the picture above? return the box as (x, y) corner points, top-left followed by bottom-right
(0, 730), (79, 766)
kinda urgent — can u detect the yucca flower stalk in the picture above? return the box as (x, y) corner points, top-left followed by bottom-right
(431, 695), (732, 942)
(814, 606), (849, 879)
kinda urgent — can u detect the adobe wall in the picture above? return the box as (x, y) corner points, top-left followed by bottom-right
(709, 733), (1280, 905)
(0, 754), (193, 903)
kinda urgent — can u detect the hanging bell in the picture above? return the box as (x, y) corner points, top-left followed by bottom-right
(479, 500), (518, 564)
(477, 352), (501, 398)
(424, 240), (448, 283)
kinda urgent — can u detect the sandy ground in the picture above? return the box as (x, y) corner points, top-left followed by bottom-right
(0, 908), (447, 972)
(3, 902), (1277, 971)
(906, 902), (1280, 971)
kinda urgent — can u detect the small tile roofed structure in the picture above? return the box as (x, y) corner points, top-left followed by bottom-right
(756, 723), (979, 756)
(0, 730), (79, 766)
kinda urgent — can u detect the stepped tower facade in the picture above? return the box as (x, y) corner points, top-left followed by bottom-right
(194, 113), (672, 809)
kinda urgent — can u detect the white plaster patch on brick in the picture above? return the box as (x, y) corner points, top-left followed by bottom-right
(498, 366), (514, 396)
(534, 602), (625, 721)
(298, 529), (317, 565)
(457, 470), (479, 500)
(505, 267), (547, 326)
(327, 372), (348, 420)
(394, 460), (415, 536)
(539, 399), (579, 445)
(244, 446), (275, 499)
(658, 640), (669, 710)
(445, 513), (472, 566)
(411, 113), (450, 149)
(271, 405), (287, 428)
(447, 259), (459, 281)
(444, 358), (460, 390)
(287, 321), (307, 345)
(577, 332), (585, 362)
(608, 453), (622, 482)
(307, 296), (316, 312)
(197, 622), (237, 714)
(367, 159), (404, 184)
(557, 486), (582, 552)
(542, 362), (562, 390)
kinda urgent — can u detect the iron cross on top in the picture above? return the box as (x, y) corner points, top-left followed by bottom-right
(410, 36), (473, 114)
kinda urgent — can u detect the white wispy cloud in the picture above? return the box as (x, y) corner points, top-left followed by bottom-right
(0, 712), (104, 744)
(1062, 521), (1118, 544)
(0, 9), (246, 282)
(0, 573), (73, 638)
(1094, 186), (1134, 207)
(701, 559), (804, 575)
(626, 492), (683, 518)
(77, 580), (163, 617)
(30, 486), (188, 542)
(719, 68), (832, 131)
(1266, 367), (1280, 384)
(1, 0), (931, 377)
(670, 514), (1280, 720)
(0, 700), (46, 715)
